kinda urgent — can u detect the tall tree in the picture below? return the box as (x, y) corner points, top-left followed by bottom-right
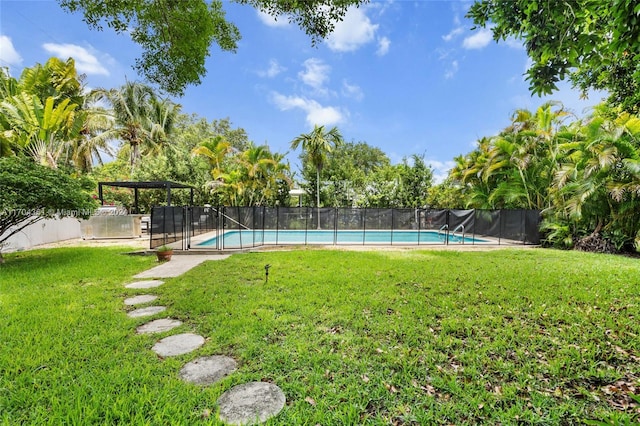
(96, 81), (153, 171)
(58, 0), (364, 95)
(62, 90), (115, 172)
(96, 81), (179, 172)
(308, 141), (390, 207)
(290, 125), (343, 228)
(0, 58), (87, 167)
(0, 156), (96, 263)
(467, 0), (640, 112)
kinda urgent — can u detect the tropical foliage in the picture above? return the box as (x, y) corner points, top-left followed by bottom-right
(193, 137), (291, 207)
(359, 154), (433, 208)
(93, 81), (180, 173)
(0, 58), (97, 168)
(58, 0), (363, 95)
(0, 156), (96, 262)
(467, 0), (640, 113)
(447, 102), (640, 252)
(296, 140), (434, 209)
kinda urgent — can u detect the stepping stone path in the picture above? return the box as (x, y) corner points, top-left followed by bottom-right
(152, 333), (205, 357)
(125, 279), (164, 289)
(179, 356), (237, 385)
(124, 294), (158, 305)
(217, 382), (286, 426)
(127, 306), (166, 318)
(136, 318), (183, 334)
(124, 261), (285, 424)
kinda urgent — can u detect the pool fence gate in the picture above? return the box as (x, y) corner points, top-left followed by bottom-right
(150, 207), (541, 250)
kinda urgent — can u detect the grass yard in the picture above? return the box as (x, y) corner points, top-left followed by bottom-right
(1, 247), (639, 425)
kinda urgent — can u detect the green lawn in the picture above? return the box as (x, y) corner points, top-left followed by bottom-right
(1, 247), (639, 425)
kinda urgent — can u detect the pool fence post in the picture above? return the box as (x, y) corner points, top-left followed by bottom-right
(390, 209), (394, 245)
(237, 206), (242, 249)
(333, 207), (338, 246)
(445, 209), (450, 245)
(498, 209), (503, 245)
(276, 206), (279, 246)
(417, 208), (421, 246)
(304, 206), (308, 246)
(472, 209), (477, 245)
(262, 206), (266, 247)
(363, 208), (367, 245)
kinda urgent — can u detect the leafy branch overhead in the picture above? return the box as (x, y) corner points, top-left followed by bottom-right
(467, 0), (640, 113)
(57, 0), (364, 96)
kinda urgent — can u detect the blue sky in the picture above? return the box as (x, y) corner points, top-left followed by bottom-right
(1, 0), (605, 182)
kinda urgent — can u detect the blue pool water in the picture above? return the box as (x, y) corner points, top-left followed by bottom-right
(196, 229), (488, 248)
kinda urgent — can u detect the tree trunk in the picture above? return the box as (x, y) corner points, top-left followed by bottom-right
(130, 142), (140, 173)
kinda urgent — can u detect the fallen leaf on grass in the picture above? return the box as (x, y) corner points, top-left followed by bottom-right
(384, 383), (399, 393)
(305, 397), (316, 406)
(362, 374), (370, 383)
(411, 379), (436, 396)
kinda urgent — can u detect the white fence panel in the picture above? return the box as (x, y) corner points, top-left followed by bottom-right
(3, 217), (82, 252)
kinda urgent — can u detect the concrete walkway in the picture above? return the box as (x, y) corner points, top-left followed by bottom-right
(133, 254), (230, 278)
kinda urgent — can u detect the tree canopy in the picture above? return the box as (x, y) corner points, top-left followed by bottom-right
(0, 156), (97, 261)
(467, 0), (640, 112)
(58, 0), (364, 95)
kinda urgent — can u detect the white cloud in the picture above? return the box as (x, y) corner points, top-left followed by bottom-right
(505, 36), (525, 49)
(427, 159), (456, 184)
(257, 10), (290, 27)
(342, 80), (364, 101)
(376, 36), (390, 56)
(442, 27), (464, 42)
(271, 92), (345, 127)
(462, 28), (493, 50)
(43, 43), (109, 75)
(444, 60), (459, 79)
(299, 58), (330, 91)
(0, 35), (23, 67)
(442, 13), (465, 42)
(258, 59), (286, 78)
(326, 7), (378, 52)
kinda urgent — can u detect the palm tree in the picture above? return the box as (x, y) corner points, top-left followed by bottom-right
(65, 91), (115, 172)
(0, 58), (87, 167)
(146, 96), (180, 157)
(237, 145), (291, 206)
(290, 125), (343, 228)
(192, 135), (232, 175)
(0, 92), (82, 168)
(95, 81), (155, 172)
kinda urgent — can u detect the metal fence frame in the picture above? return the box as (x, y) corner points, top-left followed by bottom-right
(150, 206), (540, 250)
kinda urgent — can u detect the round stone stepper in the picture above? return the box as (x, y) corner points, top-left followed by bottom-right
(127, 306), (166, 318)
(179, 356), (237, 386)
(136, 318), (183, 334)
(125, 280), (164, 289)
(124, 294), (158, 306)
(217, 382), (286, 425)
(152, 333), (205, 357)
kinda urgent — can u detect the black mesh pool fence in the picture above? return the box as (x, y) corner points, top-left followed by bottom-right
(150, 207), (541, 250)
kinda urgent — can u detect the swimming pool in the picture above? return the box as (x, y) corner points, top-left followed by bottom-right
(196, 229), (488, 248)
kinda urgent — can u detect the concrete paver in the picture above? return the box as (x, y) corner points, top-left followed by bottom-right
(136, 318), (183, 334)
(127, 306), (166, 318)
(179, 356), (237, 385)
(152, 333), (205, 357)
(125, 280), (164, 289)
(133, 255), (229, 279)
(217, 382), (286, 425)
(124, 294), (158, 305)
